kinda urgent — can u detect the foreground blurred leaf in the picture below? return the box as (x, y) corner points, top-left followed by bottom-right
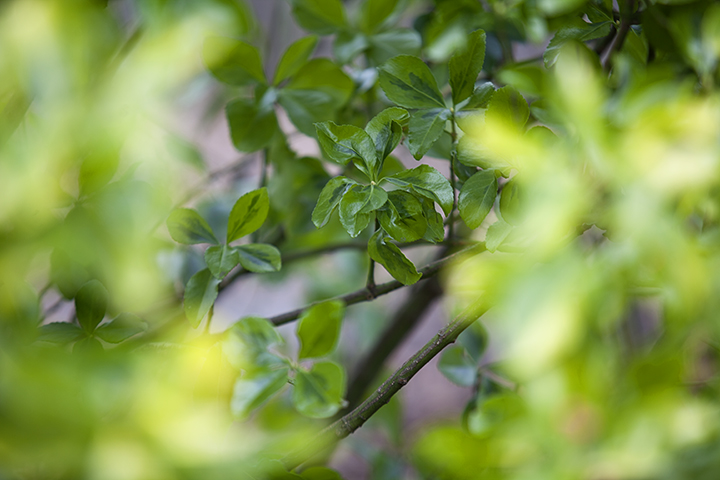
(75, 280), (108, 333)
(232, 368), (289, 419)
(203, 36), (265, 85)
(458, 169), (497, 229)
(95, 313), (147, 343)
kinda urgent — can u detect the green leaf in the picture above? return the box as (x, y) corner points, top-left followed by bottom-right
(229, 316), (284, 352)
(420, 197), (445, 243)
(166, 208), (218, 245)
(367, 29), (422, 65)
(273, 36), (318, 85)
(236, 244), (282, 273)
(499, 179), (521, 225)
(50, 249), (91, 300)
(312, 176), (356, 228)
(95, 313), (147, 344)
(485, 220), (512, 253)
(449, 29), (486, 105)
(368, 230), (421, 285)
(232, 368), (289, 419)
(485, 86), (529, 130)
(339, 185), (387, 237)
(458, 169), (497, 229)
(461, 82), (495, 110)
(297, 300), (345, 360)
(378, 191), (427, 243)
(205, 245), (241, 279)
(224, 317), (286, 372)
(378, 55), (445, 109)
(366, 107), (409, 160)
(290, 0), (347, 35)
(37, 323), (86, 344)
(75, 280), (108, 333)
(384, 165), (454, 215)
(544, 19), (613, 68)
(293, 361), (345, 418)
(315, 121), (378, 177)
(333, 31), (369, 64)
(227, 188), (270, 243)
(407, 108), (451, 160)
(438, 345), (477, 387)
(300, 467), (345, 480)
(203, 36), (265, 86)
(226, 97), (279, 152)
(360, 0), (401, 34)
(184, 268), (220, 328)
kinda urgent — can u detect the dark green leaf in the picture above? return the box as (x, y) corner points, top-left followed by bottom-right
(368, 230), (421, 285)
(419, 197), (445, 243)
(339, 185), (387, 237)
(499, 179), (521, 225)
(297, 300), (345, 360)
(290, 0), (347, 35)
(184, 268), (220, 328)
(461, 82), (495, 110)
(378, 190), (427, 243)
(95, 313), (147, 344)
(75, 280), (108, 333)
(407, 108), (451, 160)
(315, 122), (378, 177)
(384, 164), (454, 215)
(300, 466), (345, 480)
(236, 243), (282, 273)
(312, 176), (356, 228)
(293, 361), (345, 418)
(378, 55), (445, 109)
(232, 368), (289, 419)
(205, 245), (241, 279)
(166, 208), (218, 245)
(360, 0), (401, 34)
(544, 19), (613, 68)
(458, 169), (497, 229)
(203, 36), (265, 85)
(227, 188), (270, 243)
(226, 97), (279, 152)
(333, 31), (369, 64)
(366, 107), (409, 160)
(37, 322), (86, 344)
(274, 36), (318, 85)
(449, 30), (486, 105)
(438, 345), (477, 387)
(367, 29), (422, 65)
(485, 220), (512, 253)
(485, 86), (529, 130)
(50, 249), (91, 299)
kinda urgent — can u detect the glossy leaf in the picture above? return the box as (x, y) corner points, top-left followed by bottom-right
(407, 108), (451, 160)
(366, 107), (409, 160)
(368, 230), (421, 285)
(37, 322), (85, 344)
(438, 345), (477, 387)
(384, 165), (454, 215)
(205, 245), (241, 279)
(458, 169), (497, 229)
(339, 185), (387, 237)
(419, 197), (445, 243)
(315, 122), (378, 177)
(462, 82), (495, 110)
(290, 0), (346, 35)
(485, 219), (512, 253)
(226, 97), (279, 153)
(227, 188), (269, 243)
(378, 190), (427, 243)
(166, 208), (218, 245)
(378, 55), (445, 109)
(203, 36), (265, 85)
(293, 361), (345, 418)
(273, 36), (318, 85)
(184, 268), (220, 328)
(95, 313), (147, 344)
(232, 368), (289, 419)
(236, 244), (281, 273)
(297, 300), (345, 360)
(75, 280), (108, 333)
(312, 176), (356, 228)
(449, 30), (486, 105)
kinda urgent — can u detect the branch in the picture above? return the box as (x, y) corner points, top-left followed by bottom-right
(601, 0), (634, 71)
(282, 297), (491, 470)
(267, 243), (485, 326)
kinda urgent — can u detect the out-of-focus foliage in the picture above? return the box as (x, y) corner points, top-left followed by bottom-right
(3, 0), (720, 479)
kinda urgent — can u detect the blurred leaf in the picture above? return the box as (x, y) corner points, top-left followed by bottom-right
(438, 345), (477, 387)
(205, 244), (241, 279)
(499, 178), (521, 225)
(236, 243), (282, 273)
(184, 268), (220, 328)
(297, 300), (345, 360)
(232, 368), (289, 419)
(50, 249), (91, 299)
(367, 29), (422, 65)
(544, 20), (613, 68)
(449, 29), (486, 105)
(301, 466), (345, 479)
(333, 31), (369, 64)
(274, 36), (318, 85)
(95, 313), (147, 343)
(485, 219), (512, 253)
(227, 188), (270, 243)
(461, 82), (495, 110)
(378, 55), (445, 109)
(37, 323), (86, 344)
(290, 0), (347, 35)
(203, 36), (265, 85)
(167, 208), (219, 245)
(378, 190), (427, 242)
(360, 0), (401, 34)
(368, 230), (421, 285)
(229, 316), (284, 351)
(293, 361), (345, 418)
(75, 280), (108, 333)
(384, 164), (454, 215)
(312, 176), (356, 228)
(407, 108), (450, 160)
(485, 85), (529, 129)
(166, 135), (205, 171)
(458, 169), (497, 229)
(226, 97), (279, 152)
